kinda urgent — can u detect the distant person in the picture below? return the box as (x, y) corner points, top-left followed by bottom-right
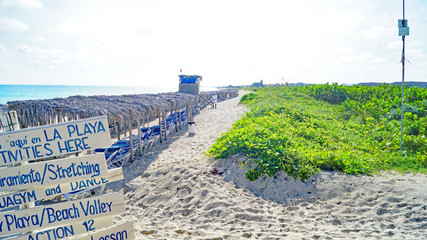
(211, 93), (218, 109)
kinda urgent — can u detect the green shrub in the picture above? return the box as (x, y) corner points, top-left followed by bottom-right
(207, 85), (427, 181)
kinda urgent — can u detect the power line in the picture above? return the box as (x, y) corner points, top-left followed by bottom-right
(381, 61), (400, 82)
(364, 0), (400, 82)
(406, 59), (427, 79)
(410, 0), (427, 24)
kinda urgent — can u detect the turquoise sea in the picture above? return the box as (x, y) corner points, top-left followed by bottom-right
(0, 85), (217, 105)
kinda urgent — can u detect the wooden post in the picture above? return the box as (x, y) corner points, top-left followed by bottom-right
(175, 108), (178, 132)
(163, 111), (167, 140)
(117, 121), (121, 140)
(124, 120), (127, 137)
(186, 105), (189, 126)
(158, 112), (162, 143)
(145, 113), (148, 128)
(137, 115), (142, 157)
(162, 111), (165, 140)
(128, 119), (133, 162)
(180, 109), (182, 129)
(1, 111), (20, 131)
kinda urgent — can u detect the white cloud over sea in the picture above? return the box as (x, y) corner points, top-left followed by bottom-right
(1, 0), (42, 9)
(0, 0), (426, 87)
(0, 16), (28, 31)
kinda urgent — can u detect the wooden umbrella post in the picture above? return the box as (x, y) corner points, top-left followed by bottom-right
(163, 111), (167, 140)
(117, 121), (121, 140)
(175, 109), (178, 132)
(137, 115), (142, 157)
(127, 118), (133, 162)
(179, 109), (182, 130)
(158, 112), (163, 143)
(186, 105), (189, 126)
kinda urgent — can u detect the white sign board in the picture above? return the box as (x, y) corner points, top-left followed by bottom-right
(0, 154), (108, 192)
(9, 216), (114, 240)
(0, 193), (125, 237)
(0, 168), (123, 210)
(0, 116), (135, 240)
(72, 222), (135, 240)
(0, 116), (111, 166)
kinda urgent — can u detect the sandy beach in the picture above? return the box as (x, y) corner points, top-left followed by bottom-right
(106, 91), (427, 239)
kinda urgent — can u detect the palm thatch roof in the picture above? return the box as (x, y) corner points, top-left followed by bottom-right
(7, 89), (238, 129)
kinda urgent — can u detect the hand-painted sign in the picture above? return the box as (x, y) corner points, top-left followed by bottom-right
(0, 168), (123, 210)
(72, 222), (135, 240)
(0, 193), (125, 237)
(0, 154), (108, 192)
(0, 116), (135, 240)
(0, 116), (111, 166)
(9, 216), (114, 240)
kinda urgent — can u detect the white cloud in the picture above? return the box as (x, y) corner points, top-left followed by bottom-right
(363, 27), (387, 39)
(1, 0), (426, 86)
(387, 40), (402, 49)
(337, 53), (386, 64)
(324, 46), (354, 56)
(0, 17), (28, 31)
(2, 0), (42, 8)
(16, 43), (32, 54)
(16, 44), (71, 63)
(36, 48), (71, 62)
(31, 35), (46, 42)
(0, 43), (6, 52)
(0, 63), (12, 69)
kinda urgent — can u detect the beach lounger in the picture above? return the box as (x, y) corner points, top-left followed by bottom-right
(92, 113), (187, 171)
(145, 126), (160, 148)
(107, 149), (131, 168)
(137, 129), (153, 154)
(95, 146), (122, 159)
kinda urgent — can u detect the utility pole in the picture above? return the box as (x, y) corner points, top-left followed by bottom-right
(398, 0), (409, 151)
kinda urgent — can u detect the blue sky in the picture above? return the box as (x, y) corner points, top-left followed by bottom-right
(0, 0), (426, 87)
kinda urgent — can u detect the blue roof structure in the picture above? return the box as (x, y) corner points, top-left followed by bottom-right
(179, 75), (202, 84)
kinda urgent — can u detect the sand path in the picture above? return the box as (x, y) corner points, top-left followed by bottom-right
(106, 91), (426, 240)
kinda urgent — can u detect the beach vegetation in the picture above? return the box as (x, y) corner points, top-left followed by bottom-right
(207, 84), (427, 181)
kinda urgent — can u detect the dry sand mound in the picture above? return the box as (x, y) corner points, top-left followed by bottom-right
(106, 91), (427, 239)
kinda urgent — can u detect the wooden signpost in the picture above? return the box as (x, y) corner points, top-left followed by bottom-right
(0, 154), (109, 192)
(0, 116), (111, 166)
(11, 216), (114, 240)
(0, 116), (135, 239)
(0, 168), (123, 211)
(72, 222), (135, 240)
(0, 193), (125, 237)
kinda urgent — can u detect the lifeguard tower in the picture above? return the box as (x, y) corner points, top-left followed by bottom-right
(178, 75), (202, 95)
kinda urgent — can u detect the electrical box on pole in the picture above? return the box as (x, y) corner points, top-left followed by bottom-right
(398, 19), (409, 36)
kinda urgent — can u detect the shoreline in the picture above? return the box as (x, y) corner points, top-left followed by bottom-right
(0, 85), (220, 105)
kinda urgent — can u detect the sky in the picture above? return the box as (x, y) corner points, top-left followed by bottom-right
(0, 0), (426, 88)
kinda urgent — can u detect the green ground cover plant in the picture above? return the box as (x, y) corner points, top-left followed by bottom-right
(207, 84), (427, 181)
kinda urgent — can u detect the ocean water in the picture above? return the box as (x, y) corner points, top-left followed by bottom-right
(0, 85), (217, 105)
